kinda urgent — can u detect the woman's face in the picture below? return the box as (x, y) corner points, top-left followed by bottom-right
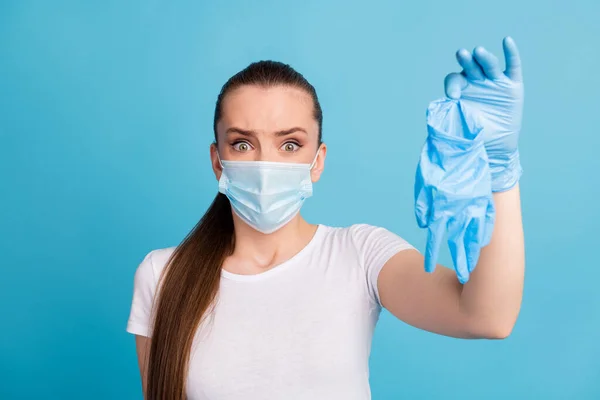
(211, 85), (327, 183)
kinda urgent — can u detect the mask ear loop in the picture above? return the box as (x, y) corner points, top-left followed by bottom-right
(216, 151), (224, 169)
(309, 146), (321, 171)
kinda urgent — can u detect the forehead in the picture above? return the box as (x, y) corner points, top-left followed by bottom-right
(218, 85), (317, 135)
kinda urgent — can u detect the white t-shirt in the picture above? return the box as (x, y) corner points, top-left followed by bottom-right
(126, 224), (415, 400)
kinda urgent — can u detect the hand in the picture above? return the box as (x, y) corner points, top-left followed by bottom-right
(444, 37), (524, 192)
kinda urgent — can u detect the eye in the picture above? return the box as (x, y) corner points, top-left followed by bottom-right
(232, 141), (252, 152)
(281, 141), (301, 152)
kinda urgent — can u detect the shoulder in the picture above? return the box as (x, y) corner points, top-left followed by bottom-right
(134, 246), (177, 284)
(321, 223), (408, 242)
(319, 223), (414, 252)
(319, 224), (417, 306)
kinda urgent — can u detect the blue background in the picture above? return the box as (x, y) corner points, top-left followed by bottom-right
(1, 1), (598, 399)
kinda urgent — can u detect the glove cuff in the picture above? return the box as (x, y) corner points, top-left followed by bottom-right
(489, 150), (522, 192)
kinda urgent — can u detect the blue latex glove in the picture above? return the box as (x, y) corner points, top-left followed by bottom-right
(444, 36), (525, 192)
(415, 99), (495, 283)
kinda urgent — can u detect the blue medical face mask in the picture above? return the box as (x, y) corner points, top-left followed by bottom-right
(217, 151), (319, 234)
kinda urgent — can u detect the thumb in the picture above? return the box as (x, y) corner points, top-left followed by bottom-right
(444, 72), (468, 100)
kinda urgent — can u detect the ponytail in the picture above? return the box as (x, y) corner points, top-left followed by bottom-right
(146, 193), (234, 399)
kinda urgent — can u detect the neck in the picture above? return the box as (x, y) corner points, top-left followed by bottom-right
(226, 213), (317, 274)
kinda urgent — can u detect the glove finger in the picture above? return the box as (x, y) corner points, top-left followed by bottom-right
(448, 221), (470, 284)
(414, 163), (431, 228)
(465, 217), (484, 275)
(502, 36), (523, 82)
(456, 48), (485, 81)
(472, 46), (503, 80)
(444, 72), (468, 100)
(482, 198), (496, 247)
(425, 218), (446, 274)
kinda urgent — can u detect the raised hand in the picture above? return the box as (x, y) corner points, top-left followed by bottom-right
(444, 37), (524, 192)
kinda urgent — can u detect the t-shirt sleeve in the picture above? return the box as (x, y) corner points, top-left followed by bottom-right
(350, 224), (416, 307)
(126, 250), (158, 338)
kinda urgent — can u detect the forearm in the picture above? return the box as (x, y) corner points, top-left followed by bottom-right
(459, 183), (525, 337)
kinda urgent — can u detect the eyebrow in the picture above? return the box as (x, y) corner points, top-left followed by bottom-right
(225, 127), (308, 137)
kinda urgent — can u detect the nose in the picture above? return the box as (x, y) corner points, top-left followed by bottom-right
(254, 148), (276, 162)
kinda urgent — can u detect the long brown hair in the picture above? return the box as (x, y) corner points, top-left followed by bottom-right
(145, 61), (323, 399)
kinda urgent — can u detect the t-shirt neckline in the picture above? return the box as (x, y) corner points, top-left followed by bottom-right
(220, 224), (326, 282)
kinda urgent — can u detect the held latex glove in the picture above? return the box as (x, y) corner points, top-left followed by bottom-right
(445, 36), (524, 192)
(415, 99), (495, 283)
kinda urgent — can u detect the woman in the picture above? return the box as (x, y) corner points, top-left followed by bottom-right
(126, 37), (525, 399)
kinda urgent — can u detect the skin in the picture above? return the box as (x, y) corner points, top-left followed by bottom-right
(135, 38), (526, 393)
(135, 336), (149, 397)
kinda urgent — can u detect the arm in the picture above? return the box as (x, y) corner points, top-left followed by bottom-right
(378, 184), (524, 339)
(135, 335), (150, 398)
(126, 250), (158, 398)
